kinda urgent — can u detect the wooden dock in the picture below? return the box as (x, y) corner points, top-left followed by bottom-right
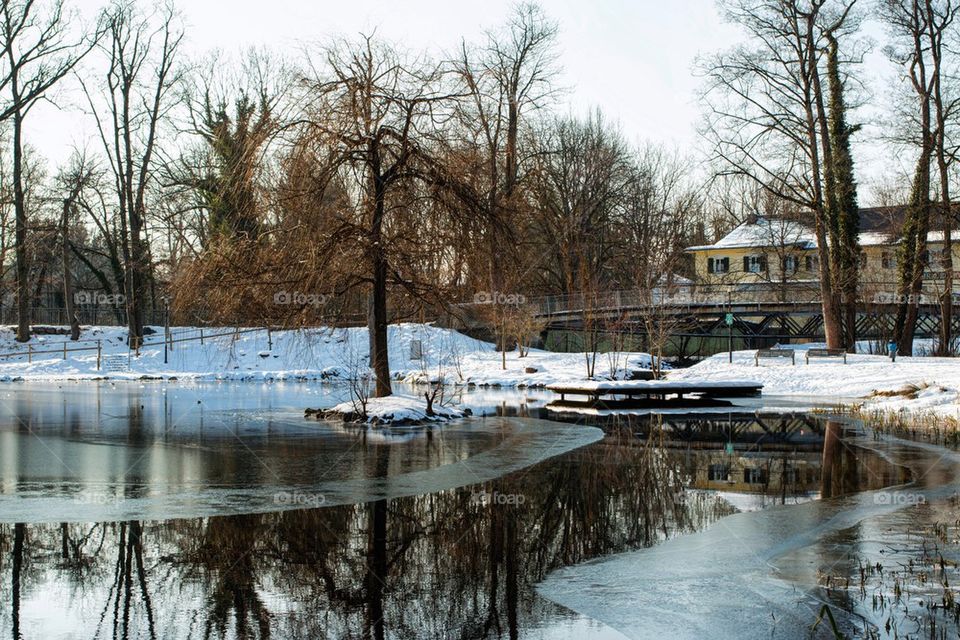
(545, 379), (762, 410)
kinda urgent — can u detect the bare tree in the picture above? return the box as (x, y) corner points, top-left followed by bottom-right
(453, 2), (558, 300)
(300, 34), (453, 398)
(881, 0), (960, 355)
(56, 152), (95, 340)
(700, 0), (862, 350)
(81, 0), (183, 345)
(0, 0), (99, 341)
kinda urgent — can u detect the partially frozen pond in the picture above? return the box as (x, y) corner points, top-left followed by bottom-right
(0, 381), (575, 522)
(0, 380), (943, 638)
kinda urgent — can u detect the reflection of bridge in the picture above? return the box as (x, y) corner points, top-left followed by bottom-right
(544, 410), (829, 450)
(522, 283), (958, 345)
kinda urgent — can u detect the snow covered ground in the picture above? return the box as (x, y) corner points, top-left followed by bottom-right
(669, 343), (960, 417)
(3, 324), (958, 419)
(0, 323), (659, 387)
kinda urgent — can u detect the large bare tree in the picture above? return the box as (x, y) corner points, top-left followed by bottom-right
(453, 2), (558, 297)
(700, 0), (861, 350)
(300, 34), (452, 398)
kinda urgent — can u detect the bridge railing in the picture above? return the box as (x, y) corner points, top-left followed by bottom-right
(519, 279), (960, 317)
(524, 282), (828, 317)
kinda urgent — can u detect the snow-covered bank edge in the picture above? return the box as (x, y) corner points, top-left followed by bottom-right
(307, 394), (469, 426)
(668, 346), (960, 420)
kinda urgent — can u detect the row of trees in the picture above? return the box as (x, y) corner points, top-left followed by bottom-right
(0, 0), (707, 397)
(4, 0), (960, 397)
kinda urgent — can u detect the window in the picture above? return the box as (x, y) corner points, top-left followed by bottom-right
(744, 468), (768, 484)
(805, 255), (819, 271)
(859, 252), (867, 268)
(708, 464), (730, 482)
(782, 255), (798, 275)
(744, 255), (767, 273)
(707, 257), (730, 274)
(881, 252), (895, 269)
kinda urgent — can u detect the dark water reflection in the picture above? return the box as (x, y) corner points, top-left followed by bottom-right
(0, 421), (905, 640)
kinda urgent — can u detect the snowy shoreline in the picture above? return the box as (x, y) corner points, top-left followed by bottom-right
(667, 344), (960, 418)
(0, 323), (958, 420)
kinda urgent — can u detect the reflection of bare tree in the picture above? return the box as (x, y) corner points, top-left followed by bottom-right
(11, 523), (23, 640)
(193, 515), (271, 639)
(0, 438), (744, 639)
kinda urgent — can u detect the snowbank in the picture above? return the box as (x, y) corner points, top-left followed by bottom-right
(311, 394), (468, 426)
(0, 323), (661, 388)
(669, 349), (960, 417)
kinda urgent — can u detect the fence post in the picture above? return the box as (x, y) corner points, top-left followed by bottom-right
(27, 344), (31, 363)
(97, 340), (101, 370)
(63, 342), (67, 360)
(200, 328), (204, 345)
(267, 328), (272, 350)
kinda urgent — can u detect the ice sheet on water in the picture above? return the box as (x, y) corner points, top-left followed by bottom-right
(0, 380), (602, 522)
(536, 435), (960, 639)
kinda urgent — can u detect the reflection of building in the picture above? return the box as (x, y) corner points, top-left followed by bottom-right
(686, 208), (960, 302)
(687, 449), (820, 495)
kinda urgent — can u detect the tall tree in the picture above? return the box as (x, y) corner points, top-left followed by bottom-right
(301, 34), (451, 398)
(824, 30), (861, 352)
(453, 2), (558, 298)
(701, 0), (861, 350)
(179, 50), (283, 244)
(881, 0), (957, 355)
(0, 0), (98, 341)
(81, 0), (182, 345)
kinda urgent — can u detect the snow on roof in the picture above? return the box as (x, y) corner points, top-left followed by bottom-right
(688, 216), (955, 252)
(686, 217), (816, 252)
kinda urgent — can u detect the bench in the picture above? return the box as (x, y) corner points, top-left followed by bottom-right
(805, 348), (847, 364)
(755, 348), (795, 366)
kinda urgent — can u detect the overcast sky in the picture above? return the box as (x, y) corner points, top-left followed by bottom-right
(29, 0), (905, 205)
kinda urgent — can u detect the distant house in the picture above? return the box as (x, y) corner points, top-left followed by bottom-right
(685, 207), (960, 302)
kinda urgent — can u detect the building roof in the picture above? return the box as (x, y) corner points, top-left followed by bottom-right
(687, 210), (956, 253)
(686, 217), (816, 252)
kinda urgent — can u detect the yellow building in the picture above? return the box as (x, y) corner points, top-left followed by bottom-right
(685, 210), (960, 304)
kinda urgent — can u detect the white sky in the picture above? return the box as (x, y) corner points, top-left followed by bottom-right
(28, 0), (907, 205)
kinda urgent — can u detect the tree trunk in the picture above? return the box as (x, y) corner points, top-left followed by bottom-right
(62, 200), (80, 341)
(804, 17), (843, 350)
(895, 155), (932, 356)
(12, 108), (29, 343)
(12, 522), (24, 639)
(369, 163), (392, 398)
